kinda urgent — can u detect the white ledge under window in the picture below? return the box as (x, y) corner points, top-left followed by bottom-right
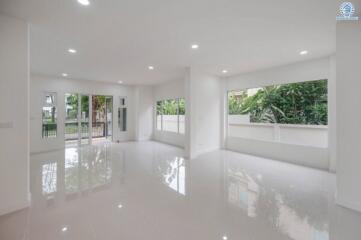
(228, 123), (328, 148)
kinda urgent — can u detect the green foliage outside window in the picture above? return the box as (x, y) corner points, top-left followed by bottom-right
(228, 79), (328, 125)
(157, 98), (185, 115)
(178, 98), (185, 115)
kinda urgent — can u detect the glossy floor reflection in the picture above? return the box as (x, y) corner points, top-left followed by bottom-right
(1, 141), (361, 240)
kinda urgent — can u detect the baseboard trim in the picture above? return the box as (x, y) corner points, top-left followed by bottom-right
(196, 147), (220, 157)
(30, 146), (65, 155)
(0, 197), (30, 216)
(336, 195), (361, 213)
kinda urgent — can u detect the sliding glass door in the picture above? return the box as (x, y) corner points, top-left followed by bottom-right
(80, 95), (90, 144)
(65, 94), (113, 145)
(65, 93), (79, 146)
(65, 93), (91, 146)
(92, 95), (113, 143)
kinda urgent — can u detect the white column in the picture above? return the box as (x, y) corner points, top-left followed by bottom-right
(0, 14), (30, 215)
(336, 14), (361, 212)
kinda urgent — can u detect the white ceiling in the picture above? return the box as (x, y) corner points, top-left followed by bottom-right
(0, 0), (337, 85)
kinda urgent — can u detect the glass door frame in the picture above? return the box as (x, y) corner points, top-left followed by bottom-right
(65, 93), (116, 145)
(91, 95), (113, 143)
(65, 93), (92, 146)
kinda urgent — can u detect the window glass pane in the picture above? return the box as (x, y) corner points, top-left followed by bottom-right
(156, 101), (163, 130)
(42, 92), (57, 138)
(120, 97), (126, 106)
(42, 106), (57, 138)
(65, 94), (79, 141)
(156, 99), (185, 134)
(46, 95), (54, 105)
(178, 98), (185, 134)
(81, 95), (90, 144)
(162, 99), (178, 133)
(44, 92), (56, 106)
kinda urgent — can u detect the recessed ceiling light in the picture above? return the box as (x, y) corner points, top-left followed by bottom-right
(300, 50), (308, 55)
(118, 81), (123, 84)
(191, 44), (199, 49)
(68, 48), (77, 54)
(222, 236), (228, 240)
(62, 73), (68, 77)
(61, 226), (68, 232)
(148, 66), (154, 70)
(77, 0), (90, 6)
(118, 204), (123, 209)
(222, 70), (228, 74)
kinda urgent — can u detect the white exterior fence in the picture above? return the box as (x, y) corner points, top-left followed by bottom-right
(228, 115), (328, 148)
(157, 115), (185, 134)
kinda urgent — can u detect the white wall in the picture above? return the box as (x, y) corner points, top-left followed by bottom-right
(0, 14), (30, 215)
(134, 86), (153, 141)
(224, 57), (334, 170)
(30, 75), (136, 153)
(186, 69), (221, 158)
(153, 78), (185, 147)
(336, 16), (361, 212)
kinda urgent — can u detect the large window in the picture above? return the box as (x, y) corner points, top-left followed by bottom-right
(228, 79), (328, 125)
(42, 92), (57, 138)
(156, 98), (185, 134)
(227, 80), (328, 147)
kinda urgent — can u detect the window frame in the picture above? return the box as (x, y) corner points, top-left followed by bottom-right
(156, 98), (185, 134)
(227, 79), (328, 126)
(42, 92), (58, 139)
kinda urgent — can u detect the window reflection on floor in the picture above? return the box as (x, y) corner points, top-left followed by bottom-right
(42, 162), (57, 195)
(159, 157), (186, 195)
(66, 145), (112, 193)
(225, 159), (329, 240)
(274, 193), (329, 240)
(65, 148), (79, 193)
(88, 145), (112, 189)
(41, 145), (113, 197)
(227, 170), (259, 218)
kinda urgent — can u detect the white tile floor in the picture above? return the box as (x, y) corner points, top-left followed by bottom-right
(0, 141), (361, 240)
